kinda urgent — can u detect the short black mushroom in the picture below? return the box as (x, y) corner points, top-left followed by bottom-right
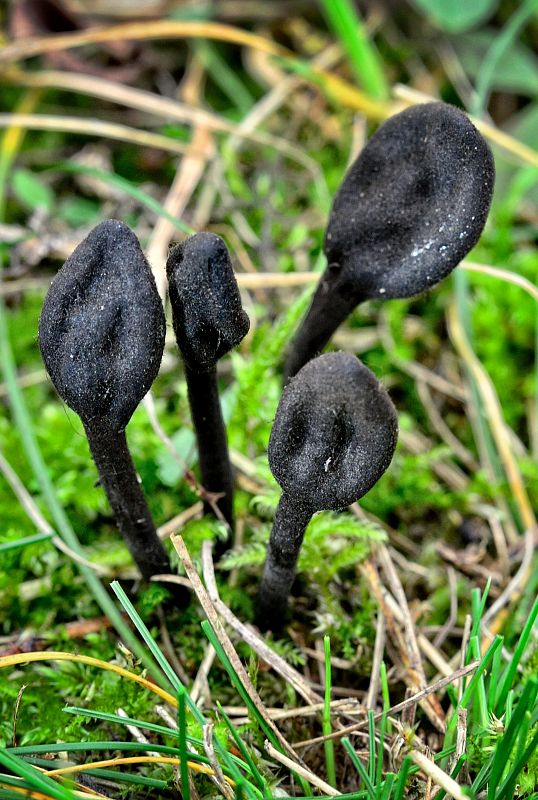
(283, 102), (495, 381)
(257, 352), (398, 631)
(166, 232), (250, 533)
(39, 219), (180, 591)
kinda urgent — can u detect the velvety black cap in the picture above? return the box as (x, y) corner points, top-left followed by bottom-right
(38, 219), (166, 431)
(268, 352), (398, 510)
(166, 232), (250, 372)
(324, 102), (495, 300)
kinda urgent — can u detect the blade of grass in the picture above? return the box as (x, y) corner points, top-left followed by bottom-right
(495, 595), (538, 714)
(446, 635), (503, 738)
(194, 40), (254, 114)
(472, 0), (538, 116)
(323, 635), (337, 788)
(178, 686), (191, 800)
(110, 582), (188, 699)
(342, 737), (376, 800)
(0, 532), (53, 552)
(367, 709), (376, 786)
(0, 750), (77, 800)
(319, 0), (389, 100)
(448, 295), (537, 534)
(62, 706), (185, 741)
(216, 703), (267, 793)
(498, 716), (538, 800)
(486, 677), (538, 797)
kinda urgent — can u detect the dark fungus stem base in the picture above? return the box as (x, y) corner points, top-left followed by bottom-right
(185, 364), (234, 531)
(85, 419), (188, 603)
(283, 268), (363, 382)
(256, 492), (313, 631)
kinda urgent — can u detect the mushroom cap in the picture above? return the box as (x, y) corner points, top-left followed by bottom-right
(324, 102), (495, 300)
(268, 352), (398, 510)
(38, 219), (165, 431)
(166, 232), (250, 372)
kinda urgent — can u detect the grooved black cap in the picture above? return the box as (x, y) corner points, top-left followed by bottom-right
(166, 232), (250, 372)
(38, 219), (166, 431)
(268, 352), (398, 510)
(324, 102), (495, 299)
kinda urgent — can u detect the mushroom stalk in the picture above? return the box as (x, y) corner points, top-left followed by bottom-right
(84, 419), (172, 581)
(257, 492), (313, 629)
(184, 363), (234, 526)
(283, 271), (364, 382)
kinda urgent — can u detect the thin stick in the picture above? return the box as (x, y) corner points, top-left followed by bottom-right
(146, 126), (213, 300)
(409, 750), (468, 800)
(366, 610), (386, 709)
(171, 534), (299, 761)
(201, 540), (322, 705)
(293, 661), (479, 749)
(0, 112), (203, 157)
(447, 300), (536, 534)
(264, 740), (341, 796)
(5, 68), (321, 174)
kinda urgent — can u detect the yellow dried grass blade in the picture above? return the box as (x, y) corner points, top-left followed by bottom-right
(0, 651), (177, 707)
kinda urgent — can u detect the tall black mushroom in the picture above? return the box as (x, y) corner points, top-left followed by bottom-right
(284, 102), (495, 381)
(257, 352), (398, 631)
(39, 219), (179, 588)
(166, 232), (250, 533)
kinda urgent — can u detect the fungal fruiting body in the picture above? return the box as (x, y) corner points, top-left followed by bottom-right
(39, 219), (177, 586)
(283, 102), (495, 381)
(166, 232), (250, 532)
(257, 352), (398, 630)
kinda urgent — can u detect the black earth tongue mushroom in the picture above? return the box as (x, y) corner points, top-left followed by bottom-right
(283, 102), (495, 381)
(166, 232), (250, 533)
(257, 351), (398, 631)
(38, 219), (179, 590)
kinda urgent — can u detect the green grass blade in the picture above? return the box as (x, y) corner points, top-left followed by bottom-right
(216, 702), (267, 793)
(195, 40), (254, 114)
(380, 773), (394, 800)
(498, 716), (538, 800)
(0, 531), (53, 552)
(178, 686), (191, 800)
(319, 0), (389, 100)
(200, 620), (276, 749)
(342, 737), (376, 800)
(393, 757), (411, 800)
(447, 634), (503, 736)
(110, 581), (189, 699)
(488, 677), (538, 796)
(494, 594), (538, 714)
(323, 635), (337, 787)
(0, 749), (77, 800)
(368, 709), (376, 784)
(472, 0), (538, 115)
(62, 706), (187, 741)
